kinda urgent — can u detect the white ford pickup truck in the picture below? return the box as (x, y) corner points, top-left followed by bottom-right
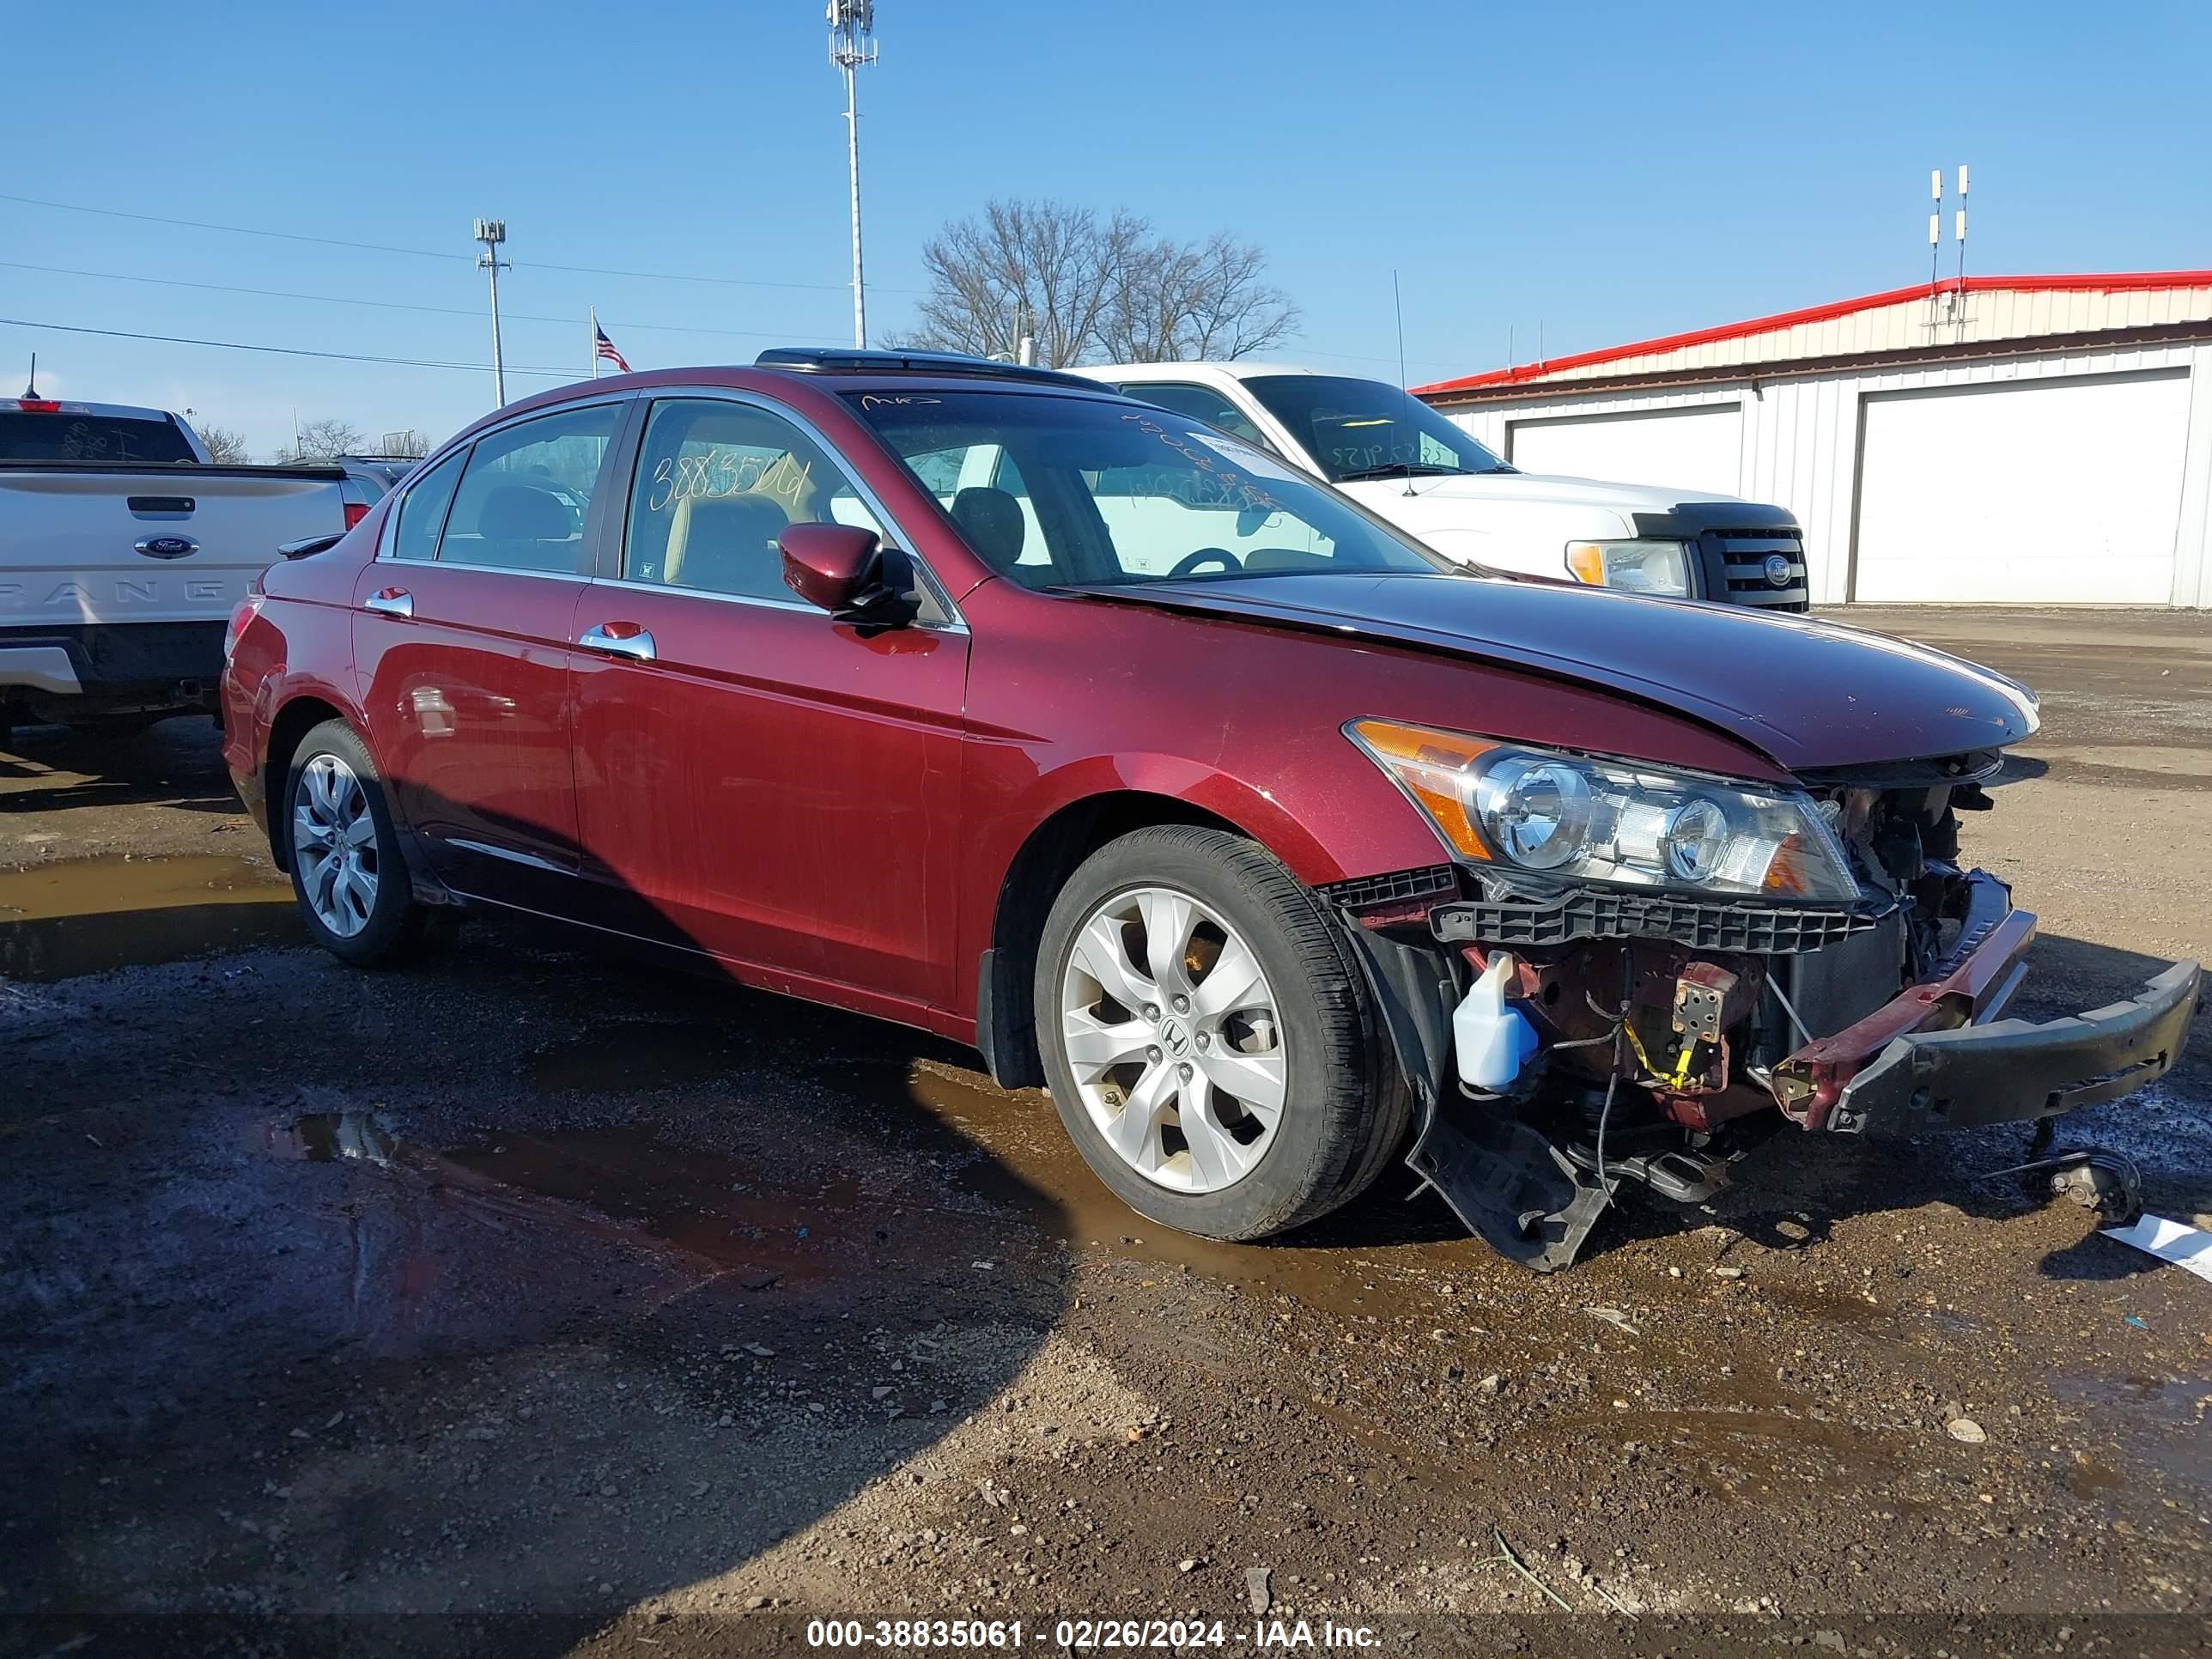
(1078, 362), (1808, 611)
(0, 396), (349, 733)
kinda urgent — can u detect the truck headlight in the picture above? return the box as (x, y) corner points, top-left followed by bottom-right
(1565, 538), (1692, 598)
(1346, 721), (1860, 901)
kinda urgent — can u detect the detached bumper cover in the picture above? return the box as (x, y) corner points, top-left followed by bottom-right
(1825, 961), (2198, 1135)
(1772, 894), (2200, 1138)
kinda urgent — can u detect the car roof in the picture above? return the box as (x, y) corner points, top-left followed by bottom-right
(751, 346), (1103, 391)
(435, 356), (1138, 458)
(1075, 362), (1335, 383)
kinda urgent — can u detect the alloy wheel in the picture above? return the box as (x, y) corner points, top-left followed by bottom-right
(292, 752), (380, 939)
(1058, 884), (1286, 1194)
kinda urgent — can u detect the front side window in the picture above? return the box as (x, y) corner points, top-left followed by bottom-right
(1238, 374), (1512, 483)
(437, 404), (619, 574)
(622, 399), (886, 601)
(848, 390), (1452, 589)
(387, 447), (466, 563)
(1114, 382), (1270, 449)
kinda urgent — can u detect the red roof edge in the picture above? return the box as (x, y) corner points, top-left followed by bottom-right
(1409, 270), (2212, 398)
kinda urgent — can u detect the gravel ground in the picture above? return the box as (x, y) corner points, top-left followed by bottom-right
(3, 605), (2208, 1656)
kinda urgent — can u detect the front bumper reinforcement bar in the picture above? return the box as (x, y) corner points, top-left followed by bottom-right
(1772, 902), (2198, 1135)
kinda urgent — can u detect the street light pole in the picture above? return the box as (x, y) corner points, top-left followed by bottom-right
(474, 218), (509, 406)
(828, 2), (876, 349)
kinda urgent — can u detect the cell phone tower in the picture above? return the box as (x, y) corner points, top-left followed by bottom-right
(829, 1), (878, 349)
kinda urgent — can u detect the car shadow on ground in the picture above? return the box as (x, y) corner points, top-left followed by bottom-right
(0, 902), (1080, 1657)
(0, 715), (246, 817)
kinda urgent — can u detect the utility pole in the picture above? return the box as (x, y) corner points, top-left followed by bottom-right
(829, 1), (877, 349)
(475, 218), (509, 406)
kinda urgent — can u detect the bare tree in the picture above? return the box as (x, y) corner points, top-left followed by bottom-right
(1103, 234), (1299, 364)
(897, 199), (1296, 368)
(196, 423), (252, 465)
(274, 418), (366, 465)
(901, 200), (1146, 368)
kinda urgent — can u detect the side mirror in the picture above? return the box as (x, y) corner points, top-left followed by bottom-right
(778, 523), (917, 628)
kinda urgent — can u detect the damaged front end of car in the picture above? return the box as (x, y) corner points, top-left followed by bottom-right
(1326, 722), (2202, 1273)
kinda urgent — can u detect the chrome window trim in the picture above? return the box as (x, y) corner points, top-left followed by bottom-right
(617, 387), (967, 633)
(586, 574), (817, 616)
(375, 392), (639, 573)
(407, 562), (590, 587)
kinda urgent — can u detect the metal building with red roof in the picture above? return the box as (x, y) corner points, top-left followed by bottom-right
(1413, 272), (2212, 607)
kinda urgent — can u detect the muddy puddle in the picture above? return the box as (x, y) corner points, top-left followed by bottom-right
(274, 1028), (1486, 1325)
(0, 854), (296, 981)
(878, 1060), (1480, 1316)
(519, 1017), (1489, 1319)
(2052, 1370), (2212, 1494)
(269, 1108), (908, 1294)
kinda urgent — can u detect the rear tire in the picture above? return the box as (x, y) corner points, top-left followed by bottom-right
(1033, 825), (1407, 1242)
(282, 719), (431, 967)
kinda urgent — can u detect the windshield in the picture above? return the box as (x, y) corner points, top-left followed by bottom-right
(1239, 374), (1510, 483)
(845, 389), (1455, 589)
(0, 411), (198, 465)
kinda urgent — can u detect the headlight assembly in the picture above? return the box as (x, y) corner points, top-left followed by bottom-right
(1565, 538), (1693, 598)
(1346, 720), (1861, 902)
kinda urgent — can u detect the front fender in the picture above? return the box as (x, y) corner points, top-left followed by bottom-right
(979, 741), (1448, 902)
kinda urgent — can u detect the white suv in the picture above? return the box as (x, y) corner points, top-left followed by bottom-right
(1079, 362), (1808, 611)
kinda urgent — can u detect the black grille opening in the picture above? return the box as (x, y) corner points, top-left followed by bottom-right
(1705, 527), (1809, 611)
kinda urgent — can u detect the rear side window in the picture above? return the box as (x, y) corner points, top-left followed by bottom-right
(439, 404), (620, 574)
(0, 412), (198, 464)
(387, 447), (467, 563)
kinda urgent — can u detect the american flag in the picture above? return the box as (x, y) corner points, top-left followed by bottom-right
(593, 320), (630, 374)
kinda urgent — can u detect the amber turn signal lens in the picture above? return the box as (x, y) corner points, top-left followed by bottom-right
(1565, 543), (1607, 586)
(1347, 720), (1496, 860)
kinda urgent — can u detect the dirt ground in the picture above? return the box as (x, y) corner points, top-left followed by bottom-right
(3, 605), (2209, 1657)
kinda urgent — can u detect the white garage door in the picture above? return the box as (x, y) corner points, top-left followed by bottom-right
(1854, 372), (2189, 604)
(1505, 404), (1743, 497)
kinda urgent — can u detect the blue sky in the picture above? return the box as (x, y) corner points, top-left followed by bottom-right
(5, 0), (2207, 455)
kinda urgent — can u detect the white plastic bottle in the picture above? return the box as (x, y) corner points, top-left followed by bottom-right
(1453, 951), (1540, 1091)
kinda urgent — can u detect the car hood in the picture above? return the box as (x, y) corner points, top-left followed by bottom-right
(1342, 470), (1752, 514)
(1087, 572), (2039, 774)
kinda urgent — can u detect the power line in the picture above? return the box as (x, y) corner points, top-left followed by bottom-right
(0, 190), (927, 295)
(0, 191), (1453, 373)
(0, 259), (813, 341)
(0, 191), (471, 263)
(0, 316), (586, 380)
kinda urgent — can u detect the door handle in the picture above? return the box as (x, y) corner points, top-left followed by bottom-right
(578, 623), (655, 662)
(363, 587), (413, 618)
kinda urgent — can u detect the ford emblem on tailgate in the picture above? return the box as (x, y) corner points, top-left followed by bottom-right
(135, 535), (200, 560)
(1763, 551), (1793, 587)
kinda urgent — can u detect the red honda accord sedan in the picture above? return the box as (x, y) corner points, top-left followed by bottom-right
(222, 350), (2197, 1269)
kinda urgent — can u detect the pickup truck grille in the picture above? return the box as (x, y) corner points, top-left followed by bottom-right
(1704, 528), (1809, 611)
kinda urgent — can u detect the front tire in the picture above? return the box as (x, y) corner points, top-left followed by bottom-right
(283, 719), (429, 967)
(1033, 825), (1406, 1242)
